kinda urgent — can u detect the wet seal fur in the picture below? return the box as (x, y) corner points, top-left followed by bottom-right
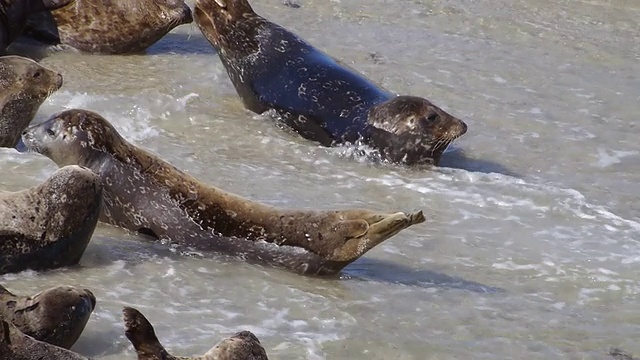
(0, 165), (103, 274)
(194, 0), (467, 166)
(22, 109), (425, 276)
(0, 316), (88, 360)
(0, 55), (62, 148)
(124, 306), (269, 360)
(0, 284), (95, 349)
(25, 0), (193, 54)
(0, 0), (72, 50)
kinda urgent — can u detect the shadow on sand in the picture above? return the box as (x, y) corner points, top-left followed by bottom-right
(340, 257), (503, 293)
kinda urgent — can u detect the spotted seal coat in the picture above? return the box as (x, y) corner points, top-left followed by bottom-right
(22, 109), (425, 275)
(0, 316), (88, 360)
(124, 307), (269, 360)
(0, 165), (103, 274)
(0, 55), (62, 148)
(0, 284), (95, 349)
(193, 0), (467, 166)
(0, 0), (72, 50)
(25, 0), (193, 54)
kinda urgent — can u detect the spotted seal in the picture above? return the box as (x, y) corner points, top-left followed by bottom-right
(22, 109), (425, 275)
(25, 0), (193, 54)
(0, 317), (88, 360)
(0, 284), (95, 349)
(0, 165), (103, 274)
(124, 307), (269, 360)
(0, 55), (62, 148)
(193, 0), (467, 166)
(0, 0), (72, 50)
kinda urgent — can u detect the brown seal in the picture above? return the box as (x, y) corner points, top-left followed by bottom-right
(0, 317), (88, 360)
(123, 307), (269, 360)
(22, 109), (425, 276)
(0, 55), (62, 148)
(0, 284), (95, 349)
(0, 0), (72, 50)
(0, 165), (103, 274)
(193, 0), (467, 166)
(25, 0), (193, 54)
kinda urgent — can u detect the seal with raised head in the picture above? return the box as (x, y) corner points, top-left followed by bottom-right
(0, 284), (95, 349)
(0, 317), (88, 360)
(0, 55), (62, 148)
(0, 165), (103, 274)
(25, 0), (193, 54)
(0, 0), (72, 50)
(22, 109), (425, 276)
(193, 0), (467, 166)
(123, 306), (269, 360)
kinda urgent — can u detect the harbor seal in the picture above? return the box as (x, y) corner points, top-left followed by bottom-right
(0, 284), (95, 349)
(25, 0), (193, 54)
(0, 317), (88, 360)
(0, 0), (72, 50)
(0, 55), (63, 148)
(123, 306), (269, 360)
(22, 109), (425, 275)
(193, 0), (467, 166)
(0, 165), (103, 274)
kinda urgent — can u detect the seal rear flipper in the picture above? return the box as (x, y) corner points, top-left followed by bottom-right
(330, 210), (425, 263)
(123, 307), (176, 360)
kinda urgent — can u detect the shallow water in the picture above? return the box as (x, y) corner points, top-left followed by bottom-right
(2, 0), (639, 358)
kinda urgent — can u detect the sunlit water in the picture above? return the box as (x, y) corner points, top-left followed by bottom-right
(1, 0), (639, 358)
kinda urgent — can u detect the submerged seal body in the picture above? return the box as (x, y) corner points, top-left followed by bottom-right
(0, 0), (72, 50)
(0, 317), (88, 360)
(0, 165), (103, 274)
(194, 0), (467, 166)
(25, 0), (193, 54)
(0, 284), (95, 349)
(123, 307), (269, 360)
(0, 55), (62, 148)
(22, 109), (425, 275)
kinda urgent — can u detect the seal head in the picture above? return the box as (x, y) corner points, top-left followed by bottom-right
(0, 55), (62, 148)
(0, 285), (95, 349)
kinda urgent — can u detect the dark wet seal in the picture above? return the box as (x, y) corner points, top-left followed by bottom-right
(22, 109), (426, 276)
(24, 0), (193, 54)
(193, 0), (467, 166)
(610, 348), (636, 360)
(0, 55), (62, 148)
(124, 307), (269, 360)
(0, 0), (72, 50)
(0, 316), (88, 360)
(0, 165), (103, 275)
(0, 284), (95, 349)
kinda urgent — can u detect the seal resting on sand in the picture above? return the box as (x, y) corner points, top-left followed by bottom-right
(0, 0), (72, 50)
(22, 109), (425, 275)
(124, 307), (269, 360)
(0, 55), (62, 148)
(0, 317), (88, 360)
(0, 284), (95, 349)
(25, 0), (193, 54)
(0, 165), (103, 274)
(193, 0), (467, 166)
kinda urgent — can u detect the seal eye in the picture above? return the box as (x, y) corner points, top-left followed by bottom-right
(427, 113), (439, 122)
(45, 128), (55, 137)
(33, 71), (41, 79)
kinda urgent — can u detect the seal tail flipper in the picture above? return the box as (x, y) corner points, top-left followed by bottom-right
(331, 210), (425, 262)
(123, 307), (176, 360)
